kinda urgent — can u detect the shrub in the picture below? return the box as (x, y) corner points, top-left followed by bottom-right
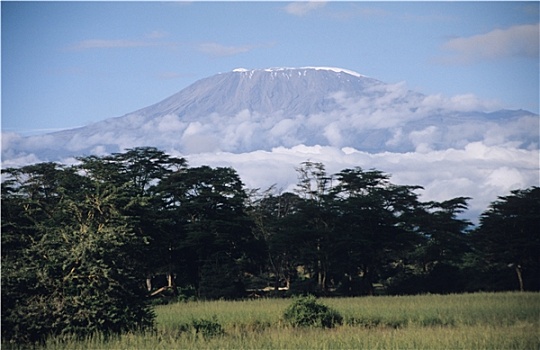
(1, 188), (155, 345)
(190, 317), (224, 338)
(283, 295), (343, 328)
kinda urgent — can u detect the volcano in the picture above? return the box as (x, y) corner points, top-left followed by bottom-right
(3, 67), (538, 221)
(3, 66), (537, 162)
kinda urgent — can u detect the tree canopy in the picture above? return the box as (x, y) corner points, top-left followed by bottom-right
(472, 187), (540, 291)
(2, 147), (538, 344)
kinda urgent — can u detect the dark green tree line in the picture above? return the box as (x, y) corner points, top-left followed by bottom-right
(2, 147), (538, 344)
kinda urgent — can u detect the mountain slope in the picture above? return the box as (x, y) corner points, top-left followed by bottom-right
(132, 67), (388, 119)
(4, 67), (537, 162)
(3, 67), (538, 221)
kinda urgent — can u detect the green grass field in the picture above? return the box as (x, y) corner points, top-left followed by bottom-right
(42, 292), (539, 349)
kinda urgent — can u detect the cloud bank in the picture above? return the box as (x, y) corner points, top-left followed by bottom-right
(441, 23), (540, 64)
(2, 82), (538, 223)
(181, 143), (538, 222)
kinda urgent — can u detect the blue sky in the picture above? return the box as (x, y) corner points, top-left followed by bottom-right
(2, 1), (539, 135)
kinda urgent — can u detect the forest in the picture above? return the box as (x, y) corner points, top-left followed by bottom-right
(2, 146), (539, 344)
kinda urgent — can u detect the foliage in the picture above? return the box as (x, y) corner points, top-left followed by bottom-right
(189, 316), (225, 338)
(198, 253), (245, 300)
(472, 187), (540, 291)
(27, 293), (539, 349)
(283, 295), (343, 328)
(1, 161), (155, 344)
(2, 147), (538, 346)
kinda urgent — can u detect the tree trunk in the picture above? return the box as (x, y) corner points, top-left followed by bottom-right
(316, 242), (326, 291)
(167, 272), (174, 288)
(363, 267), (374, 295)
(515, 264), (524, 292)
(167, 243), (176, 290)
(274, 273), (280, 291)
(146, 274), (153, 292)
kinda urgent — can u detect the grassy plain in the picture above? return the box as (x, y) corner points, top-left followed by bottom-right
(43, 292), (539, 349)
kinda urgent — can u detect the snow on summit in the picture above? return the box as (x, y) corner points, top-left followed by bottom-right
(301, 67), (365, 78)
(231, 66), (365, 78)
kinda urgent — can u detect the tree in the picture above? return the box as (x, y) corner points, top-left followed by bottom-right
(390, 197), (472, 294)
(1, 163), (154, 344)
(332, 167), (423, 295)
(78, 147), (186, 196)
(472, 187), (540, 291)
(414, 197), (471, 271)
(78, 147), (188, 292)
(292, 162), (336, 292)
(248, 187), (302, 291)
(157, 165), (255, 298)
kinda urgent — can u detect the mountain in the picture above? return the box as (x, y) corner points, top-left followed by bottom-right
(3, 67), (537, 163)
(132, 67), (386, 119)
(3, 67), (538, 221)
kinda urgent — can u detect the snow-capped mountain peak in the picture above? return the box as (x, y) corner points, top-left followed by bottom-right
(4, 66), (536, 159)
(232, 66), (365, 78)
(3, 67), (538, 223)
(300, 66), (365, 77)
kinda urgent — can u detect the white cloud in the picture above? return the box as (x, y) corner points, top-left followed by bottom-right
(284, 1), (327, 16)
(409, 126), (440, 153)
(421, 93), (502, 112)
(4, 84), (535, 161)
(67, 30), (177, 51)
(323, 122), (343, 146)
(486, 166), (525, 190)
(2, 82), (538, 224)
(1, 132), (22, 151)
(441, 23), (540, 64)
(180, 134), (220, 154)
(3, 127), (538, 223)
(269, 118), (297, 137)
(197, 42), (254, 57)
(149, 114), (185, 133)
(182, 142), (538, 223)
(69, 39), (160, 50)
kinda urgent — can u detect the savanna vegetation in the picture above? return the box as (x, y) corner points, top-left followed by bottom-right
(33, 293), (540, 349)
(2, 147), (539, 346)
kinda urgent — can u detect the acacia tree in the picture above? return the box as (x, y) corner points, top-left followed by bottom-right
(1, 163), (154, 344)
(292, 161), (337, 292)
(473, 187), (540, 291)
(157, 165), (256, 298)
(332, 167), (423, 295)
(388, 196), (472, 294)
(413, 198), (471, 271)
(248, 188), (303, 291)
(78, 147), (188, 292)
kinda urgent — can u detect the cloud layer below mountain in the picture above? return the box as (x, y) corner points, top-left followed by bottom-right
(3, 127), (540, 220)
(2, 70), (538, 223)
(181, 143), (537, 222)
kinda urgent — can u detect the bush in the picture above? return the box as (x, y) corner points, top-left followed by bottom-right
(190, 317), (224, 338)
(283, 295), (343, 328)
(1, 177), (155, 345)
